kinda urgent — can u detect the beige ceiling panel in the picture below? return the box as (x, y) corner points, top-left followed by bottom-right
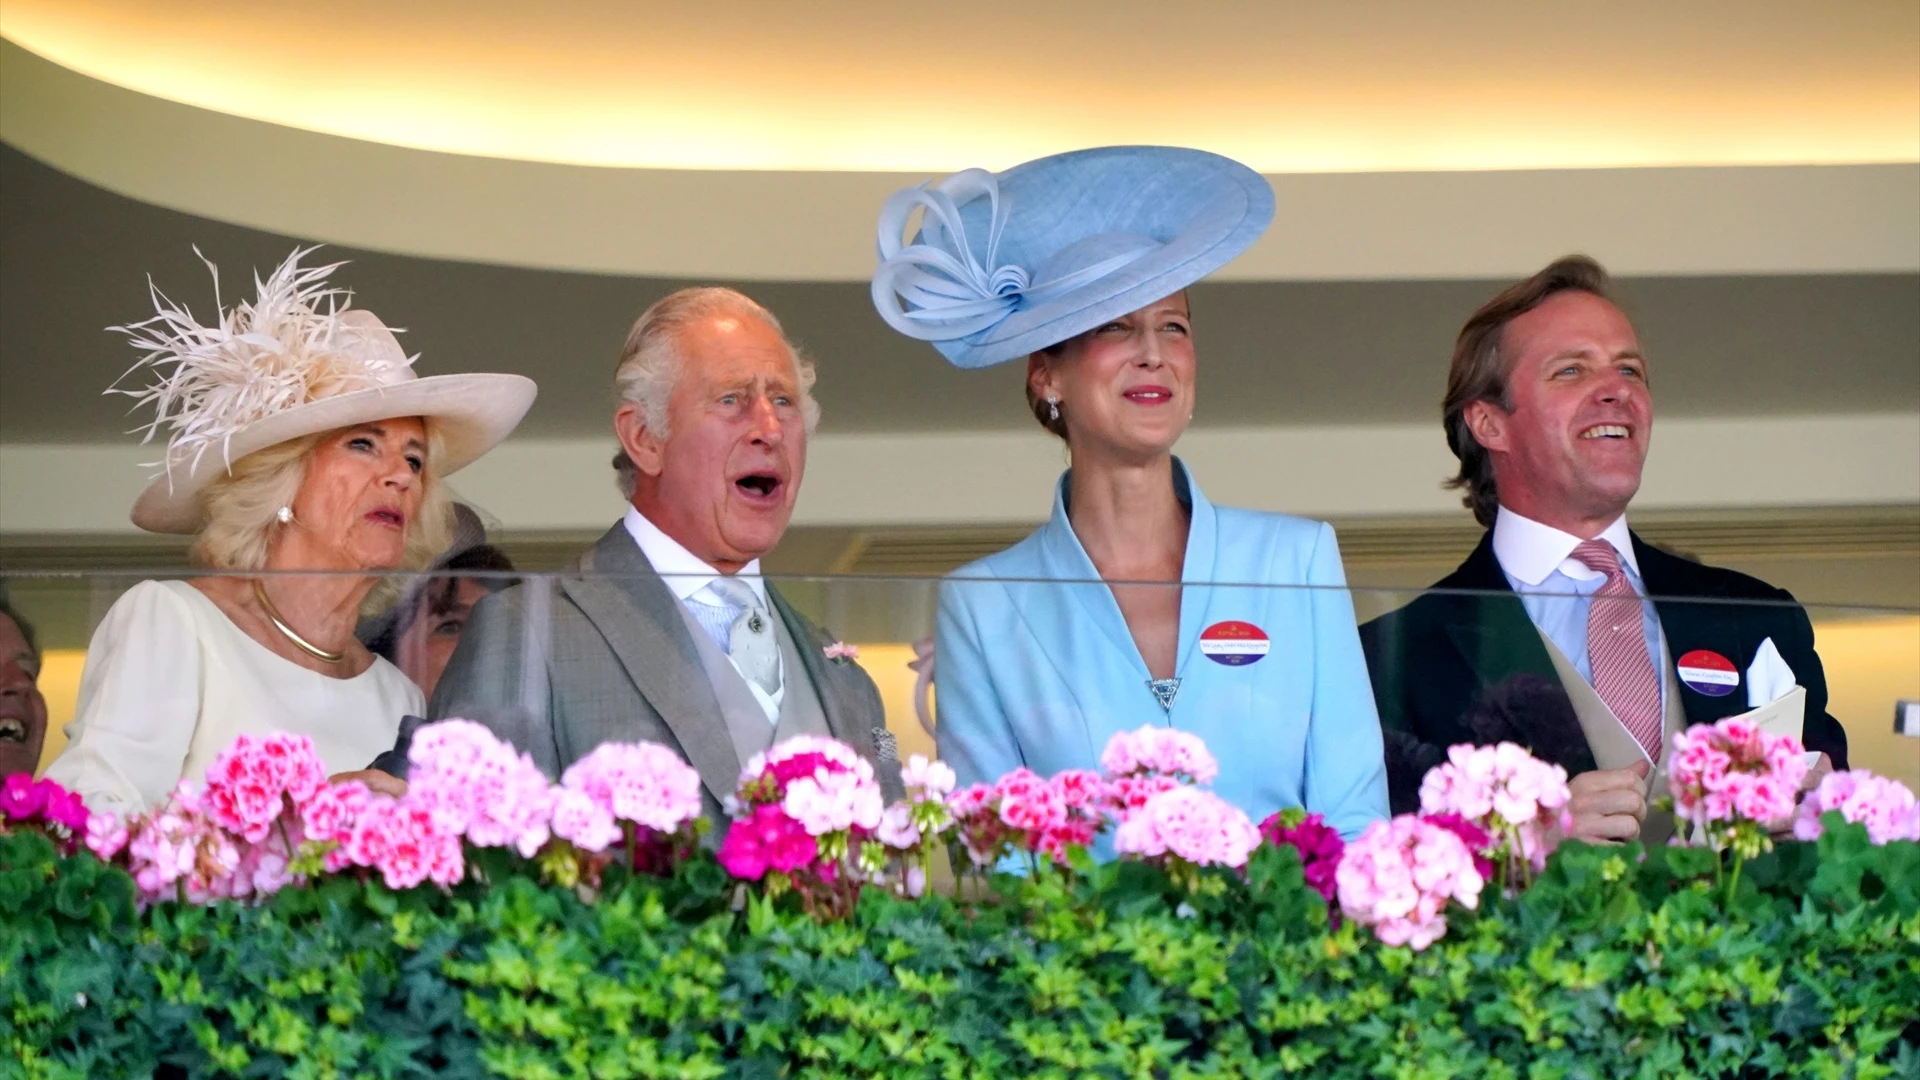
(4, 38), (1916, 282)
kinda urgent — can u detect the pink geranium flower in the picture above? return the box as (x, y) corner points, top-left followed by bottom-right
(1259, 811), (1345, 906)
(1114, 786), (1262, 870)
(1669, 718), (1809, 835)
(1792, 770), (1920, 845)
(1418, 742), (1571, 882)
(718, 803), (819, 880)
(1337, 815), (1485, 951)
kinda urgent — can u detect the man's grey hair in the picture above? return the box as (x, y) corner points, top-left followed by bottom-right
(611, 287), (821, 499)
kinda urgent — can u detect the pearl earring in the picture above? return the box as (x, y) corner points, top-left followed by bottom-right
(276, 506), (294, 525)
(1046, 396), (1061, 422)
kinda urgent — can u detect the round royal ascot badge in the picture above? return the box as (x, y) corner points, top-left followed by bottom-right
(1676, 649), (1739, 697)
(1199, 620), (1270, 666)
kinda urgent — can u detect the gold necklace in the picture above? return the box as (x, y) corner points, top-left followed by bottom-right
(251, 578), (345, 664)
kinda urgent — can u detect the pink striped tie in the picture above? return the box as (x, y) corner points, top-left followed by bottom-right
(1572, 540), (1663, 761)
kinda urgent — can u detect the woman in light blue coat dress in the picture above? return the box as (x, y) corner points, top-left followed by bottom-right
(871, 146), (1388, 839)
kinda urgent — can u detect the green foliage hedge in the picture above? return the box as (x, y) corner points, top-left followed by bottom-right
(6, 827), (1919, 1079)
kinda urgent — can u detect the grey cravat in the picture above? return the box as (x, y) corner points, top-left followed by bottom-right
(705, 576), (782, 704)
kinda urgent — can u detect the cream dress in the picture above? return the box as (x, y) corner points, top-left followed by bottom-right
(44, 579), (421, 815)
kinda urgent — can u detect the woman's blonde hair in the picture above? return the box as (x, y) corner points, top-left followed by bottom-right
(192, 423), (455, 600)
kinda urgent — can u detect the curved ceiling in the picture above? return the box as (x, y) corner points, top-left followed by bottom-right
(4, 0), (1916, 173)
(5, 39), (1916, 283)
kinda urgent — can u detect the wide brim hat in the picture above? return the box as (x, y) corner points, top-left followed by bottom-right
(113, 248), (536, 534)
(871, 146), (1274, 369)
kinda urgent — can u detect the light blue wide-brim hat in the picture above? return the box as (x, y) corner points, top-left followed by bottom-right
(871, 145), (1274, 370)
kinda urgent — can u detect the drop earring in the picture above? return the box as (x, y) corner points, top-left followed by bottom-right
(1046, 396), (1061, 422)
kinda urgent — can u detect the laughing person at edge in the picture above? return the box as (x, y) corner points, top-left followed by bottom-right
(872, 147), (1388, 839)
(1358, 256), (1847, 840)
(44, 249), (535, 814)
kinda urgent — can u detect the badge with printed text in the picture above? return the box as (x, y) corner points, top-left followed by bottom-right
(1676, 649), (1739, 697)
(1199, 621), (1270, 666)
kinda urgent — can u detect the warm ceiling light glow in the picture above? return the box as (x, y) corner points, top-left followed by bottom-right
(4, 2), (1916, 172)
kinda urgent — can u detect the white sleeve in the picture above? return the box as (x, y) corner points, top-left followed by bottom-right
(42, 581), (206, 815)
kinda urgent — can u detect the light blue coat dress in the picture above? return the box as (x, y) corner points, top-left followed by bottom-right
(935, 461), (1389, 840)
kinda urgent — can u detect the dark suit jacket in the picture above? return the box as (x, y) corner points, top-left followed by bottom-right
(412, 524), (903, 823)
(1358, 530), (1848, 813)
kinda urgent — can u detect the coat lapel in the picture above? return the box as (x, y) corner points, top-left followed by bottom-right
(769, 588), (869, 758)
(1438, 534), (1562, 694)
(1636, 535), (1761, 728)
(1171, 461), (1221, 683)
(561, 525), (740, 804)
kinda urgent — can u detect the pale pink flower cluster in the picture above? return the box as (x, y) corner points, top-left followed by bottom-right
(85, 810), (129, 863)
(341, 799), (464, 890)
(407, 720), (554, 858)
(1419, 742), (1572, 873)
(901, 754), (957, 804)
(298, 780), (376, 872)
(868, 754), (959, 898)
(1112, 786), (1262, 869)
(553, 742), (705, 853)
(1668, 718), (1809, 834)
(877, 755), (958, 852)
(1336, 816), (1485, 950)
(117, 734), (342, 903)
(946, 766), (1110, 867)
(1792, 770), (1920, 845)
(83, 723), (724, 903)
(124, 781), (241, 903)
(1100, 726), (1219, 785)
(201, 732), (328, 843)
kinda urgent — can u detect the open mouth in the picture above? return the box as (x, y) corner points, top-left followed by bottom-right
(365, 507), (406, 529)
(733, 474), (783, 501)
(1122, 385), (1174, 405)
(1579, 424), (1632, 440)
(0, 718), (26, 744)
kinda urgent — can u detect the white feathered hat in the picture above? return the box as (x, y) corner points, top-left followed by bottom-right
(109, 247), (536, 534)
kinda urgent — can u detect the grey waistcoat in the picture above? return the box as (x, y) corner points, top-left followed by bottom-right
(673, 598), (831, 766)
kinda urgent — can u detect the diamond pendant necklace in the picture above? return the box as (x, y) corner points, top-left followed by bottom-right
(252, 578), (345, 664)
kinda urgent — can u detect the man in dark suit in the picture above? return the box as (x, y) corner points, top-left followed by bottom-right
(423, 288), (902, 821)
(1359, 256), (1846, 839)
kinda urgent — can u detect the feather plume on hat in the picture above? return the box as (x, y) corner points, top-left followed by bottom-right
(103, 246), (537, 535)
(107, 245), (414, 486)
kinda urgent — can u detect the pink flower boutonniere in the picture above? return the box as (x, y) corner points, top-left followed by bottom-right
(824, 641), (860, 664)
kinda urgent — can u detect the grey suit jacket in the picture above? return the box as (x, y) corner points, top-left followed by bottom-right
(426, 524), (902, 821)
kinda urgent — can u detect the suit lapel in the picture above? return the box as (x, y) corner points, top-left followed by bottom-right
(768, 586), (886, 765)
(561, 525), (740, 804)
(1636, 535), (1760, 728)
(1438, 534), (1562, 693)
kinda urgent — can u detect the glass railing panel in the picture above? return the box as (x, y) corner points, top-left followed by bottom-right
(4, 569), (1914, 823)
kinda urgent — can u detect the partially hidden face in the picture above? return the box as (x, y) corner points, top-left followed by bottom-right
(1030, 292), (1195, 459)
(288, 418), (429, 571)
(1472, 290), (1652, 524)
(634, 315), (808, 570)
(0, 612), (47, 777)
(393, 577), (492, 701)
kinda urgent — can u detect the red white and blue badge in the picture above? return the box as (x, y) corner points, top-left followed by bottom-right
(1199, 621), (1269, 666)
(1676, 649), (1739, 697)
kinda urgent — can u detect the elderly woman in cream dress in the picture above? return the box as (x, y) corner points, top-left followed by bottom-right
(44, 249), (535, 814)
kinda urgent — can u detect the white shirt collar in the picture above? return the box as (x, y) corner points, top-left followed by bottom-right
(1492, 506), (1638, 587)
(622, 505), (768, 607)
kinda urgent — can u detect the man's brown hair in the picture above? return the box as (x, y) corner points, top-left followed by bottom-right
(1442, 255), (1615, 527)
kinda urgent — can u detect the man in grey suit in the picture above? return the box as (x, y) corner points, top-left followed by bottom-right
(421, 287), (902, 820)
